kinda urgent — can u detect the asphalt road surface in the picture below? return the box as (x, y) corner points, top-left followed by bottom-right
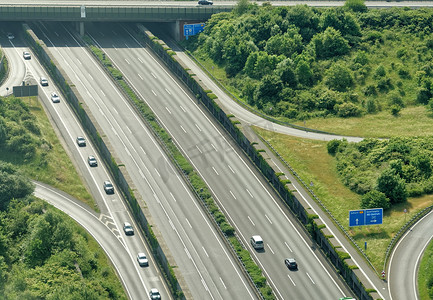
(0, 32), (172, 300)
(31, 21), (257, 300)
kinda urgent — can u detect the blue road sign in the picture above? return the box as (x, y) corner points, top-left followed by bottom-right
(184, 23), (205, 38)
(349, 208), (383, 227)
(365, 208), (383, 225)
(349, 210), (365, 227)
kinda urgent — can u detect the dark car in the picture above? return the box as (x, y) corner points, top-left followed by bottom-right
(123, 222), (134, 236)
(103, 180), (114, 194)
(76, 136), (86, 147)
(88, 155), (97, 167)
(285, 258), (298, 270)
(198, 0), (213, 5)
(23, 51), (31, 60)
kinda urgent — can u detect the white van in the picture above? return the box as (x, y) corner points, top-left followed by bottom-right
(250, 235), (264, 250)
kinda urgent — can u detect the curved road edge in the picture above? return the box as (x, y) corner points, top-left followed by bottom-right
(33, 180), (143, 300)
(388, 210), (433, 300)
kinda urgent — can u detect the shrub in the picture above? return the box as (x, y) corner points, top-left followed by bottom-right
(360, 190), (390, 209)
(327, 139), (342, 155)
(335, 102), (363, 117)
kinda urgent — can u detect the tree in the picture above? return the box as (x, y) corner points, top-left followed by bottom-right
(285, 5), (320, 41)
(0, 118), (6, 145)
(374, 64), (386, 79)
(410, 152), (432, 178)
(265, 31), (303, 57)
(0, 162), (34, 211)
(296, 60), (314, 86)
(275, 58), (297, 88)
(320, 8), (361, 37)
(377, 168), (407, 204)
(310, 27), (350, 59)
(253, 74), (283, 108)
(233, 0), (250, 15)
(244, 51), (283, 79)
(325, 64), (353, 92)
(353, 50), (369, 65)
(26, 217), (52, 267)
(344, 0), (367, 13)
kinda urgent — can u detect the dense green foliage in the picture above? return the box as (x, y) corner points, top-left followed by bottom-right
(0, 97), (42, 159)
(328, 137), (433, 209)
(0, 162), (125, 299)
(186, 5), (433, 121)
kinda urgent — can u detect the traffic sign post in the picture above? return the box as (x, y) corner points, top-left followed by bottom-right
(381, 270), (386, 279)
(349, 208), (383, 227)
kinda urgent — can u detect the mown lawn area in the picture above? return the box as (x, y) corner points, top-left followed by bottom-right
(293, 105), (433, 138)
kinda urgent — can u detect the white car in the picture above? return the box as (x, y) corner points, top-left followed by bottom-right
(23, 51), (31, 60)
(149, 288), (161, 300)
(7, 32), (14, 40)
(40, 77), (48, 86)
(250, 235), (264, 250)
(51, 92), (60, 103)
(137, 253), (149, 267)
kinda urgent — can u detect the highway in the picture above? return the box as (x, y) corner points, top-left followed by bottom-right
(31, 21), (257, 300)
(3, 0), (433, 8)
(0, 33), (171, 300)
(388, 210), (433, 300)
(81, 22), (353, 299)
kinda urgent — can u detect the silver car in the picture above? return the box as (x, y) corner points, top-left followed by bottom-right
(76, 136), (86, 147)
(103, 180), (114, 194)
(51, 92), (60, 103)
(123, 222), (134, 236)
(87, 155), (97, 167)
(137, 253), (149, 267)
(7, 32), (14, 40)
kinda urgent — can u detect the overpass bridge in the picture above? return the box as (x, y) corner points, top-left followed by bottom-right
(0, 2), (232, 39)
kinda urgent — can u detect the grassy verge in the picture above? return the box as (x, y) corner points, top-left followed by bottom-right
(418, 239), (433, 300)
(0, 96), (95, 210)
(254, 126), (433, 272)
(292, 105), (433, 138)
